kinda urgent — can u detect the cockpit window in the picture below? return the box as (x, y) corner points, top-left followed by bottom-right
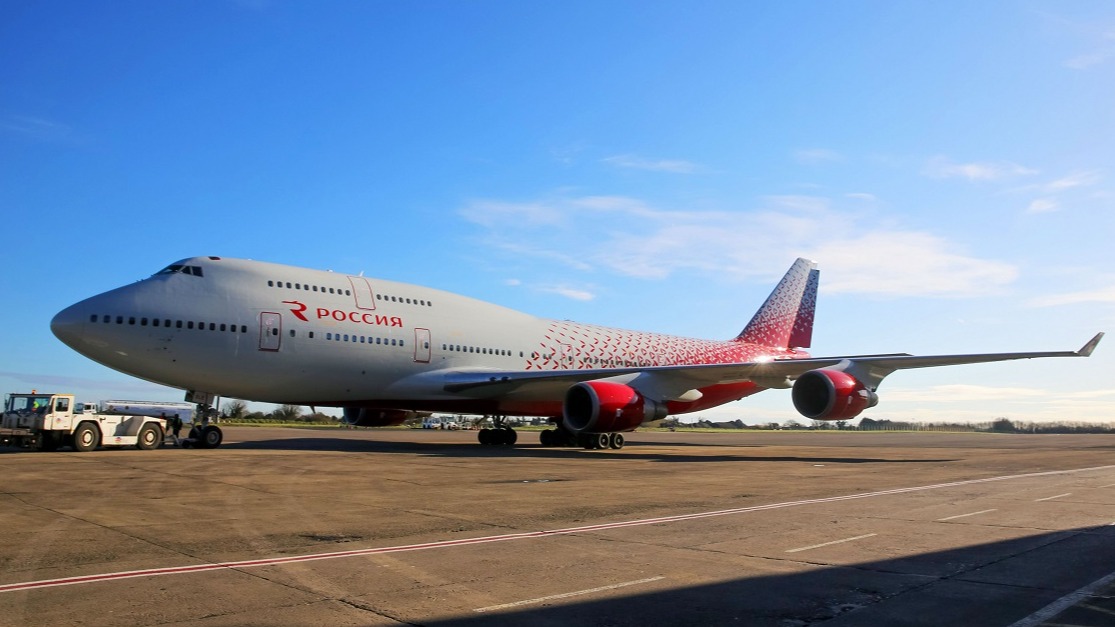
(155, 264), (204, 277)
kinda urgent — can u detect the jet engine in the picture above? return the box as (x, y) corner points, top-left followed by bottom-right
(791, 369), (879, 420)
(342, 407), (416, 427)
(562, 381), (668, 434)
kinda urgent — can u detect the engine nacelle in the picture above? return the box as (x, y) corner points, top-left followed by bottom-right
(791, 369), (879, 420)
(342, 407), (415, 427)
(562, 381), (668, 434)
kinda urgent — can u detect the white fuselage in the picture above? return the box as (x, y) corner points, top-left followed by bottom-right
(51, 257), (790, 416)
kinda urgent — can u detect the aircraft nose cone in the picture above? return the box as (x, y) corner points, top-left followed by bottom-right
(51, 302), (87, 349)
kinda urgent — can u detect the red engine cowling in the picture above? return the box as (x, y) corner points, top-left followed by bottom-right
(342, 408), (415, 427)
(791, 369), (879, 420)
(562, 381), (668, 434)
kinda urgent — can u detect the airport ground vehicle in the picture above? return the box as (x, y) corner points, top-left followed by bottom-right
(0, 392), (223, 451)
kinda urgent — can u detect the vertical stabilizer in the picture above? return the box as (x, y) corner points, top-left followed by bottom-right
(735, 259), (818, 348)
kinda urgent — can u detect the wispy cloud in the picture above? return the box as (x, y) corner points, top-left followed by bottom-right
(923, 156), (1038, 181)
(794, 148), (845, 164)
(1026, 198), (1059, 214)
(460, 193), (1017, 297)
(1064, 29), (1115, 69)
(1028, 285), (1115, 307)
(602, 154), (700, 174)
(539, 285), (596, 301)
(0, 114), (73, 142)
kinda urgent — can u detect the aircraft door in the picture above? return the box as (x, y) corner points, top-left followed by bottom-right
(414, 328), (431, 363)
(348, 276), (377, 310)
(259, 312), (282, 351)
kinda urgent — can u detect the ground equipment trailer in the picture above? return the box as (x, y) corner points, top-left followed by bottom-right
(0, 392), (220, 451)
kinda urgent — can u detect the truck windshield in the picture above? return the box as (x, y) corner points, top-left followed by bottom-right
(6, 395), (53, 414)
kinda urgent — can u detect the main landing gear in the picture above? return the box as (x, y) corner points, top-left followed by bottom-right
(474, 417), (626, 450)
(477, 415), (518, 446)
(538, 427), (625, 450)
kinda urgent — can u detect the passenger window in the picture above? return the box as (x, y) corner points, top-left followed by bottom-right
(290, 330), (295, 337)
(209, 323), (216, 331)
(268, 280), (274, 287)
(141, 318), (148, 326)
(187, 321), (194, 329)
(55, 398), (69, 412)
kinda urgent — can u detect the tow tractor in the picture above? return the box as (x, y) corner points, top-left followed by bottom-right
(0, 392), (223, 451)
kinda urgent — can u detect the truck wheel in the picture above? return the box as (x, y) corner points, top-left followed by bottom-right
(201, 425), (223, 449)
(136, 424), (162, 450)
(72, 423), (100, 452)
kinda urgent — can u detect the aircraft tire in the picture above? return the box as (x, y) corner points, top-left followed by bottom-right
(539, 429), (554, 447)
(608, 433), (625, 449)
(136, 424), (162, 450)
(504, 428), (517, 446)
(478, 428), (491, 445)
(201, 426), (223, 449)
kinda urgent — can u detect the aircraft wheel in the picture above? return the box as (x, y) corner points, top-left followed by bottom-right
(478, 428), (491, 445)
(136, 424), (162, 450)
(608, 433), (625, 449)
(201, 425), (223, 449)
(72, 423), (100, 452)
(539, 429), (554, 447)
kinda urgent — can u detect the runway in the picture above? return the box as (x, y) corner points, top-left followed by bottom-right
(1, 428), (1113, 626)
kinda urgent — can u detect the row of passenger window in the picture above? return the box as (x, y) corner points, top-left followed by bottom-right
(90, 314), (246, 333)
(326, 332), (405, 347)
(443, 344), (519, 357)
(267, 280), (352, 296)
(376, 293), (433, 307)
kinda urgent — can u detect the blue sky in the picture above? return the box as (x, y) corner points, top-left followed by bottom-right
(2, 1), (1112, 424)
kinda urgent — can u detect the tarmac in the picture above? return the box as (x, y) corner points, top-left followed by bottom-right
(0, 427), (1113, 626)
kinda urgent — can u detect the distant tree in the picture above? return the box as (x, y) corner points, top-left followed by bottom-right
(990, 418), (1017, 433)
(272, 404), (303, 421)
(783, 419), (804, 430)
(835, 420), (849, 430)
(223, 399), (248, 420)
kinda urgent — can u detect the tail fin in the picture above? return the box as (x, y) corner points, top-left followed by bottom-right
(735, 258), (818, 349)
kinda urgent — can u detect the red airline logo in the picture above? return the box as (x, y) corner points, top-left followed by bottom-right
(282, 300), (403, 328)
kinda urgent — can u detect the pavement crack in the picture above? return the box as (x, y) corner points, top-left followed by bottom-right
(337, 597), (420, 625)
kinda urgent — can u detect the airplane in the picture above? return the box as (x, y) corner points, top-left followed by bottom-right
(50, 256), (1103, 450)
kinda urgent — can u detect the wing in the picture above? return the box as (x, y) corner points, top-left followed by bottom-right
(435, 333), (1104, 400)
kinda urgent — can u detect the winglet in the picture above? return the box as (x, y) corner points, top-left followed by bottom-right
(1077, 332), (1104, 357)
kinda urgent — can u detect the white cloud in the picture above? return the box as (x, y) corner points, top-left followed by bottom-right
(539, 285), (596, 301)
(806, 232), (1017, 297)
(1041, 170), (1102, 193)
(845, 192), (878, 202)
(602, 154), (700, 174)
(460, 193), (1017, 297)
(1026, 198), (1059, 214)
(885, 384), (1048, 403)
(1029, 285), (1115, 307)
(0, 114), (73, 142)
(794, 148), (845, 164)
(923, 156), (1038, 181)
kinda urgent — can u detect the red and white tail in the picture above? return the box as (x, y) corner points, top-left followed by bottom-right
(734, 258), (818, 349)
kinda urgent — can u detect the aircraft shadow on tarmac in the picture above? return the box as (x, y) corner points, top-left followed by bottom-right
(422, 524), (1115, 627)
(221, 436), (957, 464)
